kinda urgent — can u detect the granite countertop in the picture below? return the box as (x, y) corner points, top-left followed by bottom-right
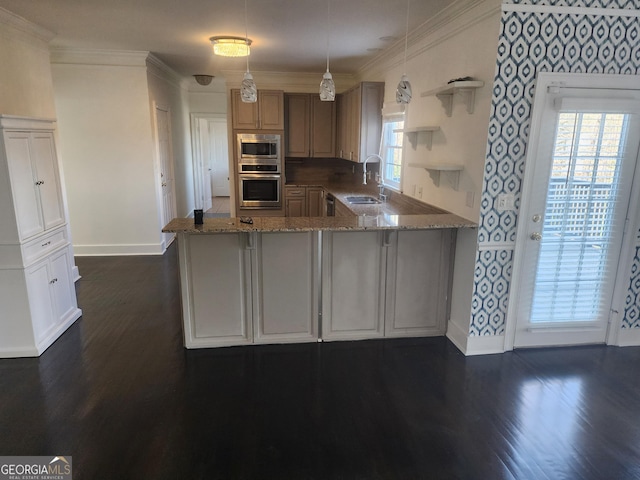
(163, 214), (476, 234)
(163, 182), (478, 234)
(286, 181), (453, 216)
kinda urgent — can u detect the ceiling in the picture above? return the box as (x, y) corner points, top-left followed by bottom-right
(0, 0), (454, 78)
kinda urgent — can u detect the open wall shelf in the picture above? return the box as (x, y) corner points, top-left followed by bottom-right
(394, 126), (440, 149)
(408, 162), (464, 190)
(421, 80), (484, 116)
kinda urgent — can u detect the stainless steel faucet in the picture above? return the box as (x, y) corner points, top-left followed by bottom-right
(363, 154), (382, 185)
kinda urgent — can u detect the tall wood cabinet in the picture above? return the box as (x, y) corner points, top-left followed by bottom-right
(285, 93), (336, 158)
(0, 116), (82, 358)
(336, 82), (384, 163)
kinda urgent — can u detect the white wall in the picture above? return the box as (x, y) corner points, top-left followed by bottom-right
(360, 0), (502, 223)
(51, 51), (162, 255)
(0, 8), (56, 118)
(146, 57), (194, 218)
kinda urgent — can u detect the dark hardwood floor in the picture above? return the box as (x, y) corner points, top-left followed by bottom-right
(1, 243), (640, 479)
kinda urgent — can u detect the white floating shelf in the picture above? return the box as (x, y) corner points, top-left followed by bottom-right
(394, 126), (440, 149)
(408, 162), (464, 190)
(421, 80), (484, 117)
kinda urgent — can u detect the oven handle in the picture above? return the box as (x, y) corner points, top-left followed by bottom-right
(238, 174), (282, 180)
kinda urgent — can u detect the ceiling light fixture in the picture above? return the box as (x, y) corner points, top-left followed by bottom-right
(396, 0), (412, 104)
(209, 36), (251, 57)
(319, 0), (335, 102)
(193, 74), (214, 86)
(240, 0), (257, 103)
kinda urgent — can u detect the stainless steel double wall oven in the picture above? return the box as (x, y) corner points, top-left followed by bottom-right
(237, 133), (282, 209)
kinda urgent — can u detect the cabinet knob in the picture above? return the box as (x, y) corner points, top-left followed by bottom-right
(49, 278), (58, 284)
(42, 241), (51, 247)
(530, 232), (542, 241)
(161, 182), (167, 187)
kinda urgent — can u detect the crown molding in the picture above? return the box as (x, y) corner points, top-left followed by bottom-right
(0, 6), (54, 48)
(146, 53), (190, 90)
(50, 47), (150, 67)
(358, 0), (501, 77)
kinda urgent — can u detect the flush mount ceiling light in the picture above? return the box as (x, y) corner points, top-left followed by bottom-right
(396, 0), (412, 104)
(209, 36), (251, 57)
(193, 74), (214, 85)
(319, 0), (335, 102)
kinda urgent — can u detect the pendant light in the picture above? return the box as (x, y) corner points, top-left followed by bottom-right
(241, 0), (257, 103)
(396, 0), (412, 104)
(319, 0), (335, 102)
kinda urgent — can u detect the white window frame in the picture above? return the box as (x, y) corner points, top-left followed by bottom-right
(379, 112), (405, 192)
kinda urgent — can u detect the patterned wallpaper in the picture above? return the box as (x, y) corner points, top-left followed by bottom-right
(470, 0), (640, 336)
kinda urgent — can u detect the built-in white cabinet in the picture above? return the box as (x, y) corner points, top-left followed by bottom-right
(2, 129), (65, 242)
(322, 229), (454, 341)
(384, 230), (453, 337)
(180, 231), (318, 348)
(0, 116), (82, 358)
(321, 230), (386, 340)
(177, 227), (455, 349)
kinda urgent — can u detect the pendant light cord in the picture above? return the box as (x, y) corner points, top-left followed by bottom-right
(403, 0), (409, 75)
(245, 0), (250, 73)
(326, 0), (330, 73)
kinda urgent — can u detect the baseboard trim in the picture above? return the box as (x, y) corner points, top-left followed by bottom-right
(72, 265), (81, 282)
(447, 320), (506, 356)
(446, 320), (470, 354)
(0, 345), (39, 358)
(73, 243), (164, 256)
(617, 327), (640, 347)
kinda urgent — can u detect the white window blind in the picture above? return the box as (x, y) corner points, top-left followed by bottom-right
(530, 111), (631, 323)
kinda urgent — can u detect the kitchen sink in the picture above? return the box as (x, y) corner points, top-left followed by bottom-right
(346, 195), (381, 204)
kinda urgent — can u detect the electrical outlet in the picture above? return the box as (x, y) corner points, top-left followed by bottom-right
(497, 193), (515, 211)
(417, 186), (423, 198)
(466, 191), (475, 208)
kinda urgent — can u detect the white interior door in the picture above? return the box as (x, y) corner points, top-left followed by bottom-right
(510, 73), (640, 348)
(208, 118), (230, 197)
(155, 105), (176, 249)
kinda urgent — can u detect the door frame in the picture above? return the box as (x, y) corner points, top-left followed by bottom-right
(152, 102), (178, 252)
(190, 113), (229, 208)
(504, 72), (640, 351)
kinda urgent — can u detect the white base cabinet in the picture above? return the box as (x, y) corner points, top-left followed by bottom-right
(321, 229), (454, 342)
(177, 228), (455, 349)
(0, 116), (81, 358)
(179, 231), (318, 348)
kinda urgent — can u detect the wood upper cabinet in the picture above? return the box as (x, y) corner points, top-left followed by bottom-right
(231, 89), (284, 130)
(336, 82), (384, 163)
(285, 93), (336, 158)
(284, 94), (310, 157)
(310, 96), (336, 158)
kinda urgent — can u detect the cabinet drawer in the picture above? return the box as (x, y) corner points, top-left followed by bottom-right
(285, 187), (306, 197)
(23, 227), (68, 265)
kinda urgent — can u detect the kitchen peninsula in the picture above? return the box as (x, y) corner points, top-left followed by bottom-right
(163, 193), (476, 349)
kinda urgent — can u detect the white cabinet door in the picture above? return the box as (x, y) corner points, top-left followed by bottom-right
(4, 131), (64, 240)
(4, 132), (44, 239)
(322, 230), (386, 340)
(253, 232), (318, 343)
(25, 258), (56, 344)
(49, 246), (76, 322)
(186, 234), (252, 346)
(30, 133), (64, 232)
(385, 230), (453, 337)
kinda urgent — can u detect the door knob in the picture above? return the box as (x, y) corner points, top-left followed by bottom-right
(530, 232), (542, 241)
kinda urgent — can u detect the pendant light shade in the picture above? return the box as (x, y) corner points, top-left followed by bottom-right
(241, 0), (257, 103)
(396, 74), (412, 104)
(396, 0), (412, 104)
(241, 72), (257, 103)
(319, 0), (335, 102)
(320, 71), (335, 102)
